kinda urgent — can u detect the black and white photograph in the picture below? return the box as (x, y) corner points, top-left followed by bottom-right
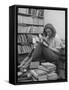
(17, 7), (67, 83)
(9, 5), (67, 85)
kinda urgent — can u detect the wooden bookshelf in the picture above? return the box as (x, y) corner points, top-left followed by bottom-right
(18, 23), (44, 27)
(18, 13), (44, 19)
(17, 8), (44, 55)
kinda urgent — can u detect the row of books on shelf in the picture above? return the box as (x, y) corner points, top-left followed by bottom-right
(18, 15), (44, 25)
(18, 45), (33, 54)
(18, 8), (28, 14)
(18, 34), (32, 44)
(18, 34), (27, 44)
(18, 8), (44, 18)
(18, 25), (43, 33)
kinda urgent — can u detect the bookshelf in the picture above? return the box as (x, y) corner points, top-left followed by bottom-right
(18, 8), (44, 55)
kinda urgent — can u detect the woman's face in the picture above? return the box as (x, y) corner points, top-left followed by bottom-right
(45, 28), (52, 37)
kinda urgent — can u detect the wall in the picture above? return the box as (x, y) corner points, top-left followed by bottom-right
(44, 10), (65, 40)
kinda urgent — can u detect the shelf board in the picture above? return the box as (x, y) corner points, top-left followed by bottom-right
(18, 43), (33, 46)
(18, 53), (29, 57)
(18, 13), (44, 19)
(17, 33), (42, 35)
(18, 23), (44, 27)
(18, 53), (29, 55)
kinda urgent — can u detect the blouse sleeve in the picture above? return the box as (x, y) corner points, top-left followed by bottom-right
(53, 34), (62, 49)
(49, 34), (63, 49)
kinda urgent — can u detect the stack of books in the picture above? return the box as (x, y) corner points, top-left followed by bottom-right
(47, 72), (58, 80)
(30, 61), (40, 69)
(41, 62), (56, 73)
(41, 62), (58, 80)
(30, 62), (58, 81)
(30, 69), (47, 81)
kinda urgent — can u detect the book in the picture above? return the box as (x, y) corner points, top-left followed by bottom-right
(18, 8), (27, 14)
(47, 72), (58, 80)
(30, 69), (47, 78)
(30, 61), (40, 69)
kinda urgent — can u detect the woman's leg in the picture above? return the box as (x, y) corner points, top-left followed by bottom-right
(43, 46), (59, 62)
(42, 46), (60, 75)
(32, 43), (42, 61)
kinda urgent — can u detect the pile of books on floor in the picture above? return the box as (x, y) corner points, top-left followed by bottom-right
(30, 62), (58, 81)
(18, 71), (33, 82)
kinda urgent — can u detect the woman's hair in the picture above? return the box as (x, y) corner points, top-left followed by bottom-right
(43, 24), (56, 38)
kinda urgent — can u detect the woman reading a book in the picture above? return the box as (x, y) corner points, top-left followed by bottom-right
(18, 24), (64, 76)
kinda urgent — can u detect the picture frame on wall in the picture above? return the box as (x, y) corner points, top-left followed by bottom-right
(9, 5), (67, 85)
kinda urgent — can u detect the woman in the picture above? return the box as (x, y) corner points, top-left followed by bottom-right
(32, 24), (62, 62)
(19, 24), (64, 76)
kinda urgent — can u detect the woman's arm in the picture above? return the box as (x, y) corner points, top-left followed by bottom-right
(49, 47), (59, 52)
(39, 34), (49, 47)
